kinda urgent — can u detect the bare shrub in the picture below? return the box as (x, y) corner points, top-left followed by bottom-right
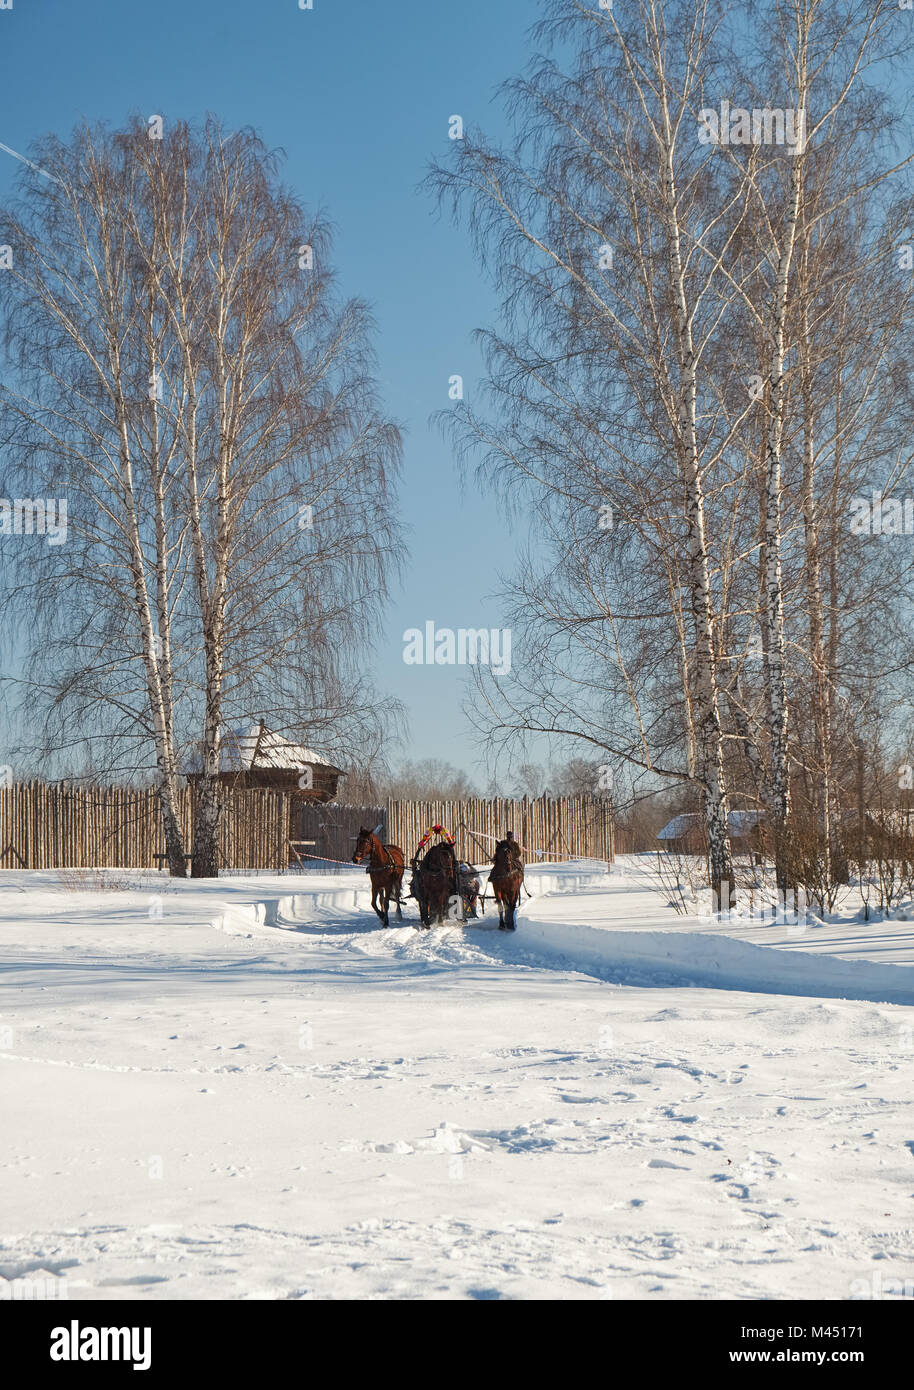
(55, 868), (161, 894)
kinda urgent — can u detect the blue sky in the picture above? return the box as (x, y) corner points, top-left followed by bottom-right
(0, 0), (544, 782)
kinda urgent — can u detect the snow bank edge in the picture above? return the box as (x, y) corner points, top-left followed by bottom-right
(512, 914), (914, 1006)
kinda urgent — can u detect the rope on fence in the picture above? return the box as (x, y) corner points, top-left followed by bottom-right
(288, 832), (607, 870)
(288, 849), (364, 868)
(458, 824), (608, 863)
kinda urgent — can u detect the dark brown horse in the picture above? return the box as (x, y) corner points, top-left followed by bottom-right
(411, 840), (459, 928)
(488, 831), (524, 931)
(352, 827), (405, 927)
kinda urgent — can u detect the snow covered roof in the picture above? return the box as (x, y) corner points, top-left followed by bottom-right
(187, 724), (342, 775)
(656, 814), (699, 841)
(657, 810), (762, 840)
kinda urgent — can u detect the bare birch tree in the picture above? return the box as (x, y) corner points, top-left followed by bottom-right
(431, 0), (747, 904)
(0, 118), (402, 875)
(432, 0), (914, 908)
(0, 129), (191, 873)
(716, 0), (914, 888)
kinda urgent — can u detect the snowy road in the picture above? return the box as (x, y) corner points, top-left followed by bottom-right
(1, 863), (913, 1300)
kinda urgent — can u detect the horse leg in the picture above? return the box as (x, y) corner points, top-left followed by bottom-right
(497, 890), (506, 930)
(394, 874), (403, 920)
(381, 882), (390, 927)
(371, 879), (385, 926)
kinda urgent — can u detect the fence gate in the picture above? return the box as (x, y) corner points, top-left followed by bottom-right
(288, 802), (386, 867)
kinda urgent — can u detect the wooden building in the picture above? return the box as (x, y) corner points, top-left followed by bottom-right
(656, 809), (764, 857)
(186, 722), (344, 804)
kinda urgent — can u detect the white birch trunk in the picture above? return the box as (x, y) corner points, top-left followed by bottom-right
(660, 131), (734, 906)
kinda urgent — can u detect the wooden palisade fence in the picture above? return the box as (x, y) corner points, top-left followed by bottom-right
(0, 784), (291, 872)
(0, 782), (614, 872)
(386, 796), (614, 866)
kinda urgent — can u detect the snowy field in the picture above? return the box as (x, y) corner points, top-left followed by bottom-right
(2, 858), (913, 1301)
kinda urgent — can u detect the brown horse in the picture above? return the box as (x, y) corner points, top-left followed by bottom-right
(488, 831), (524, 931)
(411, 840), (459, 928)
(352, 826), (405, 927)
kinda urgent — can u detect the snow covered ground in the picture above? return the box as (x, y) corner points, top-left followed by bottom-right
(2, 858), (913, 1301)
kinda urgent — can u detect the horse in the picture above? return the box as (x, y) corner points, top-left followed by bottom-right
(488, 831), (524, 931)
(352, 826), (405, 927)
(411, 839), (458, 928)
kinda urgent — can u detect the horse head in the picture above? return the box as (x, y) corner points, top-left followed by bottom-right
(492, 832), (524, 877)
(352, 826), (373, 864)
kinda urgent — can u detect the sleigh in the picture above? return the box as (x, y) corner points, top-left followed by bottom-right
(408, 823), (481, 924)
